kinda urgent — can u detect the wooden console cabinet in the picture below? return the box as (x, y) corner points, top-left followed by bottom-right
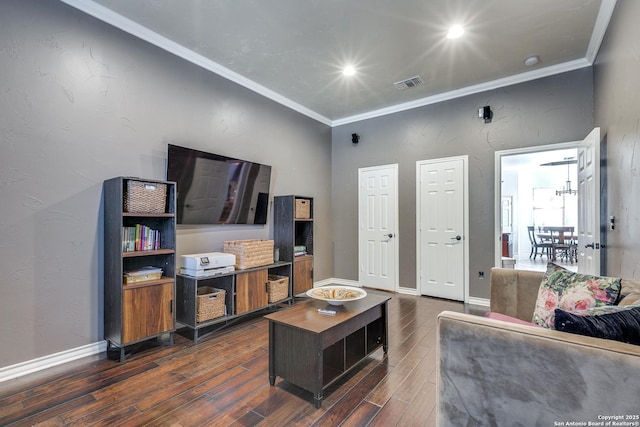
(121, 282), (174, 344)
(265, 293), (390, 407)
(293, 255), (313, 295)
(236, 269), (269, 314)
(176, 262), (292, 342)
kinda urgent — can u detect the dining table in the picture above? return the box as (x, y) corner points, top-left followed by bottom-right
(536, 226), (577, 262)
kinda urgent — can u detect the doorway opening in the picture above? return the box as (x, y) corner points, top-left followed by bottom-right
(496, 144), (579, 273)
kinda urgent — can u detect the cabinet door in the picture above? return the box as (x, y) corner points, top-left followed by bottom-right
(294, 256), (313, 295)
(122, 283), (174, 344)
(236, 269), (268, 314)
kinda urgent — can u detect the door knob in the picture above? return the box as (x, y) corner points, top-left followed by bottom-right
(585, 243), (595, 249)
(385, 233), (394, 238)
(451, 235), (462, 241)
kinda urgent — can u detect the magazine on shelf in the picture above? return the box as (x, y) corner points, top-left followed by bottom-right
(123, 266), (163, 284)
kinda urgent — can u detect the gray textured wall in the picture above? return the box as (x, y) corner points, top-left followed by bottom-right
(331, 70), (594, 299)
(0, 0), (331, 369)
(594, 0), (640, 278)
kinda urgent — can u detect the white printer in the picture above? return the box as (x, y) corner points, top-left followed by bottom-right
(179, 252), (236, 278)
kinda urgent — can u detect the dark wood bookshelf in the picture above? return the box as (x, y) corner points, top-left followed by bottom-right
(274, 195), (314, 296)
(104, 177), (177, 362)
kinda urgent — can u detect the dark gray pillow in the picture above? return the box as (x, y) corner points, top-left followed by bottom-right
(554, 306), (640, 345)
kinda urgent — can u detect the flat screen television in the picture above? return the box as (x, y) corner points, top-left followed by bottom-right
(166, 144), (272, 225)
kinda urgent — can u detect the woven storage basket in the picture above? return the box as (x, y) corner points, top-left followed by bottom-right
(267, 275), (289, 303)
(295, 199), (311, 219)
(124, 180), (167, 213)
(196, 287), (226, 322)
(223, 239), (274, 269)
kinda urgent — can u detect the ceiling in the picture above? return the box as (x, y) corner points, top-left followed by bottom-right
(62, 0), (616, 126)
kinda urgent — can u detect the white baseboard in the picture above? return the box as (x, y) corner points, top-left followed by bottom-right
(0, 286), (489, 383)
(466, 296), (490, 307)
(0, 341), (107, 383)
(316, 278), (423, 295)
(317, 278), (490, 307)
(314, 278), (361, 288)
(397, 287), (419, 295)
(316, 279), (421, 296)
(2, 280), (351, 382)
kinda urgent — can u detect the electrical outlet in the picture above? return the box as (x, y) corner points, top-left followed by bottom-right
(478, 271), (485, 279)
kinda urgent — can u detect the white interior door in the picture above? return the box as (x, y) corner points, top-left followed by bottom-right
(502, 196), (513, 233)
(417, 156), (467, 301)
(358, 164), (399, 291)
(577, 127), (601, 275)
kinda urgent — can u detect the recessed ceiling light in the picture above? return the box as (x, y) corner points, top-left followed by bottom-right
(446, 25), (464, 39)
(342, 65), (356, 76)
(524, 55), (540, 66)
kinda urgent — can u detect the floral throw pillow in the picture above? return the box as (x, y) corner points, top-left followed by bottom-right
(532, 263), (622, 328)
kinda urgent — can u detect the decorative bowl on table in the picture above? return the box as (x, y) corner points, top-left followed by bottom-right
(306, 286), (367, 306)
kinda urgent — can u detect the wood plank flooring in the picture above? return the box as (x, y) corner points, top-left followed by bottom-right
(0, 291), (484, 427)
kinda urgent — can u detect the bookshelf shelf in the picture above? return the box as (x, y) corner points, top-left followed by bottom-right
(123, 212), (175, 218)
(122, 249), (175, 257)
(123, 276), (175, 289)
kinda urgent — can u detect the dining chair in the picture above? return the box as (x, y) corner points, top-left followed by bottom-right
(565, 226), (578, 263)
(550, 226), (574, 262)
(527, 226), (552, 260)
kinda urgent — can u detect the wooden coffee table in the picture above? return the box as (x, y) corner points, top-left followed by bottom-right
(265, 292), (390, 408)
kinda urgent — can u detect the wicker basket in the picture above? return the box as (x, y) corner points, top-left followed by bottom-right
(267, 275), (289, 302)
(196, 287), (226, 322)
(223, 239), (274, 269)
(295, 199), (311, 219)
(124, 180), (167, 213)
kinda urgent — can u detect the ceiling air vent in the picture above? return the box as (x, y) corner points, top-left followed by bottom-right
(394, 75), (424, 91)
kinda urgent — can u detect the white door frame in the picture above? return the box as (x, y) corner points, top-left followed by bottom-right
(494, 141), (580, 268)
(358, 163), (399, 292)
(416, 155), (470, 302)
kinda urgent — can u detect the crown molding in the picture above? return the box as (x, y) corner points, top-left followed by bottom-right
(58, 0), (333, 126)
(585, 0), (617, 64)
(60, 0), (613, 129)
(333, 0), (616, 126)
(332, 58), (592, 126)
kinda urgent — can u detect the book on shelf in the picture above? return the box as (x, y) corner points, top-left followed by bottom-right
(294, 245), (307, 257)
(122, 224), (161, 252)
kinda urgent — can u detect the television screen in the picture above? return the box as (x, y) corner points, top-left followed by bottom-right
(166, 144), (271, 225)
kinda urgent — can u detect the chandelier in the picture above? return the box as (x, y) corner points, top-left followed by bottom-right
(540, 157), (577, 196)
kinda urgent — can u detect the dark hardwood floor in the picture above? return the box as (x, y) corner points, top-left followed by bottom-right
(0, 291), (484, 427)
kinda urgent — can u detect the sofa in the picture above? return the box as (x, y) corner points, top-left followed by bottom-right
(437, 267), (640, 427)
